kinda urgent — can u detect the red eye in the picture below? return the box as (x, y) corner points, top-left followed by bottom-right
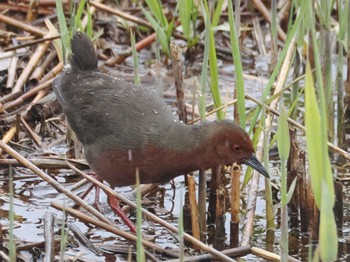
(233, 144), (241, 151)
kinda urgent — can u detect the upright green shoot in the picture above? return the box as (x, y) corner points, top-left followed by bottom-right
(201, 0), (224, 120)
(228, 0), (245, 128)
(130, 30), (140, 86)
(8, 166), (16, 262)
(305, 63), (337, 261)
(277, 103), (291, 261)
(136, 169), (145, 262)
(55, 0), (70, 63)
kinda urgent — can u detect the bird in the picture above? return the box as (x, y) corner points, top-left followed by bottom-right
(53, 32), (269, 230)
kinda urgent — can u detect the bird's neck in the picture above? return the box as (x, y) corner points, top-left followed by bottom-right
(161, 122), (217, 171)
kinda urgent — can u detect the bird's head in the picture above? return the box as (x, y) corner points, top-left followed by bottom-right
(205, 121), (269, 178)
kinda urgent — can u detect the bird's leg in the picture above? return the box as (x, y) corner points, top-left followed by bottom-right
(107, 193), (137, 233)
(72, 172), (103, 212)
(84, 172), (137, 233)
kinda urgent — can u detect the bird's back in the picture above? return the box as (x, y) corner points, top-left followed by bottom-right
(54, 32), (178, 147)
(55, 69), (178, 146)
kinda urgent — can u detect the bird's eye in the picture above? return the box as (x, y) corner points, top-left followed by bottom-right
(233, 144), (241, 151)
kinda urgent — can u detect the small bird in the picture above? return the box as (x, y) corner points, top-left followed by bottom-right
(53, 32), (268, 230)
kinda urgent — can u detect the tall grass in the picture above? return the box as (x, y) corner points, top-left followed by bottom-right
(201, 0), (224, 120)
(277, 104), (291, 260)
(305, 60), (337, 261)
(142, 0), (172, 55)
(198, 1), (210, 121)
(130, 29), (141, 86)
(135, 170), (145, 262)
(227, 0), (245, 128)
(55, 0), (69, 63)
(54, 0), (94, 64)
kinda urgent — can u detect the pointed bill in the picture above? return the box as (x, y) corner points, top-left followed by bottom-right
(242, 154), (269, 178)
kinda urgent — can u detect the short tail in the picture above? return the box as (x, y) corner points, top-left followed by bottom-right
(70, 32), (98, 71)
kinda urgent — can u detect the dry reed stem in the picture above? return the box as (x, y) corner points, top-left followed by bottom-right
(0, 141), (113, 227)
(214, 187), (226, 250)
(252, 0), (287, 42)
(251, 247), (301, 262)
(230, 164), (241, 247)
(0, 14), (47, 36)
(50, 202), (179, 258)
(4, 36), (60, 52)
(30, 50), (57, 82)
(170, 43), (187, 123)
(1, 126), (16, 145)
(43, 212), (55, 262)
(20, 0), (69, 6)
(1, 41), (50, 103)
(0, 4), (53, 15)
(20, 116), (42, 147)
(3, 78), (54, 112)
(252, 17), (267, 55)
(6, 56), (18, 89)
(0, 126), (16, 155)
(67, 163), (235, 262)
(106, 32), (157, 65)
(0, 251), (10, 261)
(0, 157), (87, 169)
(241, 36), (296, 246)
(187, 175), (200, 250)
(89, 1), (152, 28)
(167, 246), (251, 261)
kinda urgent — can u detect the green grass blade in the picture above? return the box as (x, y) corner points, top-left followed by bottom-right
(306, 1), (335, 202)
(9, 166), (16, 262)
(211, 0), (223, 28)
(304, 63), (323, 207)
(228, 0), (245, 128)
(86, 4), (93, 38)
(141, 6), (170, 55)
(136, 169), (145, 262)
(208, 25), (224, 120)
(178, 0), (193, 39)
(338, 0), (348, 41)
(200, 0), (224, 120)
(55, 0), (70, 64)
(145, 0), (168, 28)
(305, 61), (337, 262)
(277, 103), (290, 261)
(277, 104), (290, 166)
(131, 30), (140, 86)
(75, 0), (86, 32)
(178, 190), (184, 261)
(69, 1), (77, 36)
(198, 0), (210, 120)
(319, 181), (338, 261)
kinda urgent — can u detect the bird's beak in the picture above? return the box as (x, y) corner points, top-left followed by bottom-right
(242, 154), (269, 178)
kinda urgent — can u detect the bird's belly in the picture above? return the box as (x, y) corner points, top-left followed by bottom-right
(84, 146), (193, 187)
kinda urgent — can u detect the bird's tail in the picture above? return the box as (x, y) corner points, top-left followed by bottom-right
(70, 32), (98, 71)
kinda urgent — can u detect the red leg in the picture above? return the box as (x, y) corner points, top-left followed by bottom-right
(107, 192), (137, 233)
(76, 172), (137, 233)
